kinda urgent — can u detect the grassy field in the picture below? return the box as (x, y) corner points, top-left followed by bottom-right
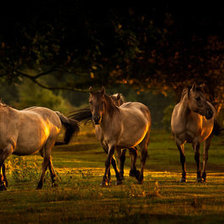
(1, 124), (224, 224)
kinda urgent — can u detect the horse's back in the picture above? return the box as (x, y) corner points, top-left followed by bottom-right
(120, 102), (151, 122)
(16, 107), (61, 155)
(23, 106), (61, 128)
(116, 102), (151, 147)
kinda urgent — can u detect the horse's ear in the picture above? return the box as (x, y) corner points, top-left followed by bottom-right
(101, 86), (105, 95)
(199, 83), (206, 93)
(89, 86), (93, 94)
(191, 82), (197, 91)
(117, 93), (120, 100)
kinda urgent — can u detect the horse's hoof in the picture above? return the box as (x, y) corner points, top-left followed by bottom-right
(52, 183), (58, 188)
(129, 170), (135, 177)
(36, 183), (43, 190)
(202, 173), (206, 183)
(0, 182), (7, 191)
(120, 172), (124, 180)
(197, 178), (202, 183)
(129, 169), (140, 180)
(137, 175), (143, 184)
(4, 180), (8, 188)
(180, 178), (186, 183)
(101, 179), (109, 187)
(116, 179), (123, 185)
(138, 179), (143, 184)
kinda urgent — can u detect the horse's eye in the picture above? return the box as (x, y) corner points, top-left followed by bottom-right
(89, 101), (93, 105)
(195, 97), (200, 102)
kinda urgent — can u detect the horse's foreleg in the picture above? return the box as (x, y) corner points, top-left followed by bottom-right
(111, 155), (122, 185)
(193, 142), (202, 182)
(102, 144), (112, 183)
(176, 143), (186, 182)
(102, 145), (115, 186)
(202, 135), (212, 182)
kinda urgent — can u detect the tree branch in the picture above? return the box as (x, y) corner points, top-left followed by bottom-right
(15, 70), (89, 92)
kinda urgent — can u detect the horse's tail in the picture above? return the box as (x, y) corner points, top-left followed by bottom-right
(68, 106), (92, 123)
(55, 111), (80, 145)
(212, 119), (224, 136)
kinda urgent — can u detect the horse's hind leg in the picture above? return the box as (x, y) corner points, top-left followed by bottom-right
(37, 139), (55, 189)
(2, 163), (8, 187)
(176, 142), (186, 182)
(193, 142), (202, 182)
(48, 157), (58, 187)
(37, 157), (50, 189)
(138, 131), (150, 184)
(119, 148), (126, 180)
(202, 135), (212, 182)
(129, 148), (140, 180)
(0, 144), (14, 190)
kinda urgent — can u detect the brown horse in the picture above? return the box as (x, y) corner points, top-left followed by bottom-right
(0, 104), (79, 190)
(171, 83), (216, 183)
(89, 87), (151, 185)
(69, 92), (129, 181)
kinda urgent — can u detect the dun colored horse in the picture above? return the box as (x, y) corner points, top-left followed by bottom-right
(0, 103), (79, 190)
(171, 83), (217, 183)
(69, 92), (129, 180)
(89, 87), (151, 185)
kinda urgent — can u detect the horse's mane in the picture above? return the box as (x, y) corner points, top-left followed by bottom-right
(180, 85), (204, 101)
(180, 88), (189, 100)
(112, 93), (126, 103)
(104, 94), (119, 116)
(0, 99), (7, 107)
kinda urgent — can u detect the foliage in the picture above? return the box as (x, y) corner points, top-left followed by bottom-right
(6, 156), (40, 182)
(162, 104), (174, 131)
(0, 1), (224, 104)
(13, 79), (74, 113)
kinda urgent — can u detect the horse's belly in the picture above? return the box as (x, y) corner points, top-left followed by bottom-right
(118, 124), (149, 147)
(15, 128), (49, 155)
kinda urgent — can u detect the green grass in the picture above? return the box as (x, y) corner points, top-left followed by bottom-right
(1, 124), (224, 224)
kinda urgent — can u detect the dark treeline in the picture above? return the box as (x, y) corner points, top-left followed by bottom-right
(0, 1), (224, 114)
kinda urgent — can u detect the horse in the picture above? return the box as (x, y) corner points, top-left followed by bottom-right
(69, 92), (138, 183)
(171, 83), (218, 183)
(0, 103), (79, 190)
(88, 87), (151, 185)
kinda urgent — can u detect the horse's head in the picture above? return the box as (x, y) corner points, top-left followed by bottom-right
(188, 83), (213, 120)
(89, 87), (106, 125)
(110, 93), (125, 106)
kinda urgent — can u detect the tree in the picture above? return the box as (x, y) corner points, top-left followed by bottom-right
(0, 1), (224, 108)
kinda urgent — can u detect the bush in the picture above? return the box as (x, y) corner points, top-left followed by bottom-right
(162, 104), (174, 131)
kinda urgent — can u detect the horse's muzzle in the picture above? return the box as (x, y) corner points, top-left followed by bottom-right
(93, 115), (101, 125)
(205, 108), (213, 120)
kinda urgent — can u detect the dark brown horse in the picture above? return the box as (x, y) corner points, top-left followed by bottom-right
(171, 83), (218, 183)
(89, 87), (151, 185)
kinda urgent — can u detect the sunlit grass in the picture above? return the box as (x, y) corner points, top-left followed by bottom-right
(1, 124), (224, 223)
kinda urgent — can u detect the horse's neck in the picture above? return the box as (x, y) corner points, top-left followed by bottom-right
(101, 97), (119, 130)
